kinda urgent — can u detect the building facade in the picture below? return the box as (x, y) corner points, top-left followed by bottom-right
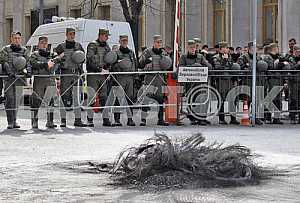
(0, 0), (299, 53)
(0, 0), (173, 49)
(185, 0), (300, 52)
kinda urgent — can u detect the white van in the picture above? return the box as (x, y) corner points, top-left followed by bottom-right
(22, 19), (135, 105)
(26, 18), (135, 55)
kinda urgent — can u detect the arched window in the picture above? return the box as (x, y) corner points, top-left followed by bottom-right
(213, 0), (226, 44)
(263, 0), (278, 44)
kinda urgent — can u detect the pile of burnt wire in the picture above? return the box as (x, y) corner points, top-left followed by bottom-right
(89, 133), (279, 190)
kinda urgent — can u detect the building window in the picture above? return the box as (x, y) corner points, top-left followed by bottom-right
(6, 18), (13, 44)
(70, 9), (81, 18)
(98, 5), (111, 20)
(31, 6), (58, 34)
(213, 0), (226, 45)
(25, 16), (31, 42)
(263, 0), (278, 44)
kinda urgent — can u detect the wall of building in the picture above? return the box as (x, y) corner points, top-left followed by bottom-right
(0, 0), (4, 48)
(280, 0), (300, 52)
(0, 0), (299, 52)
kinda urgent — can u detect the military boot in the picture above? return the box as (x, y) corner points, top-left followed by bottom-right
(113, 119), (122, 127)
(198, 120), (208, 126)
(7, 124), (14, 129)
(87, 117), (94, 127)
(13, 122), (20, 129)
(103, 118), (112, 127)
(46, 113), (57, 128)
(140, 119), (146, 126)
(272, 118), (283, 125)
(157, 120), (169, 126)
(31, 111), (38, 129)
(32, 118), (38, 129)
(74, 118), (87, 127)
(113, 113), (122, 127)
(60, 118), (67, 128)
(230, 116), (240, 125)
(127, 118), (136, 126)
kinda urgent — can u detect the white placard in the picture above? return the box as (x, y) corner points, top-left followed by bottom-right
(178, 66), (208, 83)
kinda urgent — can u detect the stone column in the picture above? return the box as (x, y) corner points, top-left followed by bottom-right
(12, 0), (24, 33)
(231, 0), (251, 47)
(0, 0), (4, 47)
(202, 0), (208, 44)
(281, 0), (300, 53)
(58, 0), (68, 17)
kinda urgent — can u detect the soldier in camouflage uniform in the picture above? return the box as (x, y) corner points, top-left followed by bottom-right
(139, 35), (171, 126)
(110, 35), (136, 127)
(212, 42), (239, 125)
(179, 40), (212, 126)
(261, 43), (283, 124)
(237, 42), (264, 125)
(0, 63), (4, 104)
(86, 28), (112, 127)
(0, 31), (30, 129)
(288, 45), (300, 124)
(193, 38), (202, 54)
(55, 28), (87, 127)
(29, 36), (64, 129)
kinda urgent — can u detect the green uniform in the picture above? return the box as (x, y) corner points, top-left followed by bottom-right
(110, 47), (137, 122)
(179, 53), (212, 123)
(261, 53), (282, 122)
(55, 41), (85, 122)
(29, 49), (62, 127)
(0, 44), (29, 126)
(212, 53), (237, 123)
(139, 47), (169, 122)
(288, 56), (300, 121)
(86, 40), (111, 120)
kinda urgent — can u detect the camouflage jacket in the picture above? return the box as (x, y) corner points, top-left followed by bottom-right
(179, 53), (212, 69)
(237, 53), (262, 70)
(29, 50), (63, 75)
(111, 48), (137, 72)
(0, 44), (29, 75)
(139, 47), (169, 71)
(212, 53), (233, 70)
(86, 40), (111, 73)
(55, 41), (84, 73)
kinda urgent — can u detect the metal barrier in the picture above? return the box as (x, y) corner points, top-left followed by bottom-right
(0, 69), (300, 124)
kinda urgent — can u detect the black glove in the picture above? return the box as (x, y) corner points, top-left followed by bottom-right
(8, 73), (16, 79)
(145, 58), (152, 65)
(25, 72), (32, 78)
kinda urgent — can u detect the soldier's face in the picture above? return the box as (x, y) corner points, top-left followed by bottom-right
(66, 32), (75, 41)
(236, 48), (242, 54)
(153, 40), (162, 49)
(289, 41), (296, 49)
(272, 47), (279, 54)
(99, 34), (109, 42)
(11, 34), (22, 46)
(120, 39), (128, 48)
(38, 40), (48, 50)
(220, 47), (229, 54)
(188, 45), (196, 55)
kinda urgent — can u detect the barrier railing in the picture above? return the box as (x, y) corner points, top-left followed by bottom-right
(0, 69), (299, 124)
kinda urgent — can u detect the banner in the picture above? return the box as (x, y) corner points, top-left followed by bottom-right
(178, 67), (208, 83)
